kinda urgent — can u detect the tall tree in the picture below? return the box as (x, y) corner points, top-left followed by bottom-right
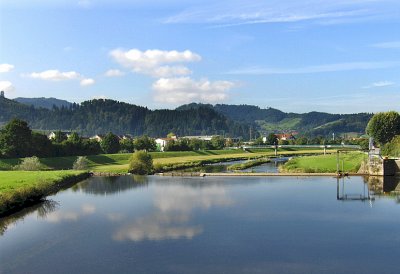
(366, 111), (400, 145)
(100, 132), (120, 154)
(134, 135), (156, 151)
(0, 119), (32, 158)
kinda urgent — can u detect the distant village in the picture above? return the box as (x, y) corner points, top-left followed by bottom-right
(46, 130), (301, 152)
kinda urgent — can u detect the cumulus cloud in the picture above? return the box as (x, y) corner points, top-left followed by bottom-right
(0, 63), (14, 73)
(28, 69), (81, 81)
(27, 69), (95, 87)
(104, 69), (125, 77)
(80, 78), (95, 86)
(152, 77), (235, 104)
(0, 81), (15, 92)
(110, 48), (201, 77)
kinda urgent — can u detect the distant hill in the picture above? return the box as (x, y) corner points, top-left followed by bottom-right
(178, 103), (373, 136)
(13, 97), (73, 110)
(0, 97), (249, 138)
(0, 96), (372, 138)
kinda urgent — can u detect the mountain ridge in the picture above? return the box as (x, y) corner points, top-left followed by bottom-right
(1, 97), (372, 138)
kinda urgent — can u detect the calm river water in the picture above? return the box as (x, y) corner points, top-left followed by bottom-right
(1, 175), (400, 274)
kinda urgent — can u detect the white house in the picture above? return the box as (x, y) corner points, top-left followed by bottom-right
(155, 137), (177, 152)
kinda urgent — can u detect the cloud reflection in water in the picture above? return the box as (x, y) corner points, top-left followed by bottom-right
(113, 183), (233, 242)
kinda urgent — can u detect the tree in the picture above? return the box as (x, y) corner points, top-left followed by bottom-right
(31, 132), (53, 157)
(265, 133), (278, 145)
(366, 111), (400, 145)
(211, 136), (225, 150)
(52, 130), (67, 143)
(128, 150), (153, 175)
(134, 135), (156, 151)
(100, 132), (120, 154)
(120, 138), (135, 153)
(15, 156), (43, 171)
(0, 119), (32, 158)
(73, 156), (89, 170)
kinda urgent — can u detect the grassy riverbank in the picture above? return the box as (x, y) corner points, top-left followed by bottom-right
(0, 170), (89, 216)
(227, 158), (271, 171)
(0, 148), (338, 173)
(280, 152), (366, 173)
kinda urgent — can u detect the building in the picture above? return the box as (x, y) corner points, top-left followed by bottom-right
(182, 135), (216, 141)
(275, 133), (296, 141)
(0, 91), (4, 98)
(90, 134), (105, 142)
(48, 131), (72, 140)
(155, 136), (177, 152)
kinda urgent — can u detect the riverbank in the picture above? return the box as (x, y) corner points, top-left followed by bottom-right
(0, 171), (90, 217)
(280, 152), (365, 173)
(227, 158), (271, 171)
(0, 148), (338, 173)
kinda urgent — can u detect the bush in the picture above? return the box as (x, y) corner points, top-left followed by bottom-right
(14, 156), (44, 171)
(128, 151), (154, 175)
(73, 156), (89, 170)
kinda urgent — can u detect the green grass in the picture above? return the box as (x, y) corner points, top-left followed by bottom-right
(280, 152), (366, 173)
(227, 158), (271, 171)
(0, 170), (88, 216)
(256, 117), (301, 131)
(0, 148), (339, 173)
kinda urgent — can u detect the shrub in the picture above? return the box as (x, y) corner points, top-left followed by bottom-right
(14, 156), (43, 171)
(73, 156), (89, 170)
(128, 151), (154, 175)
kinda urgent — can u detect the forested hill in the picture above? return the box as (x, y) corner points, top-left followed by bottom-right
(13, 97), (73, 109)
(0, 97), (249, 138)
(179, 103), (373, 136)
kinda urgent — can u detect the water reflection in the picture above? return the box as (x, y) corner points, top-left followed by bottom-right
(45, 203), (97, 223)
(113, 183), (233, 242)
(336, 177), (374, 202)
(0, 200), (59, 235)
(72, 175), (148, 195)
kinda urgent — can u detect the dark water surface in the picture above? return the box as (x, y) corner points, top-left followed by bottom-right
(1, 175), (400, 274)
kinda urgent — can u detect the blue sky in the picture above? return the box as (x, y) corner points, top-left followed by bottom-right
(0, 0), (399, 113)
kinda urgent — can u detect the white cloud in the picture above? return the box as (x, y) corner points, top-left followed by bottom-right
(0, 63), (14, 73)
(104, 69), (125, 77)
(27, 69), (95, 87)
(28, 69), (81, 81)
(152, 77), (235, 104)
(110, 48), (201, 77)
(227, 61), (400, 75)
(371, 41), (400, 49)
(362, 81), (395, 89)
(164, 0), (399, 27)
(0, 81), (15, 92)
(80, 78), (95, 86)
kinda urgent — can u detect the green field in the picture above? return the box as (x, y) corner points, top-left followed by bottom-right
(0, 148), (337, 173)
(0, 170), (88, 216)
(280, 152), (366, 173)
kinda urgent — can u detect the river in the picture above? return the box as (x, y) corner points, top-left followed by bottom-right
(1, 175), (399, 274)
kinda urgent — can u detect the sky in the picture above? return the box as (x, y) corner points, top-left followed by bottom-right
(0, 0), (400, 114)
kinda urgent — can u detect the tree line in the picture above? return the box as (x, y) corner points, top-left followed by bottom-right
(0, 97), (250, 139)
(0, 119), (158, 159)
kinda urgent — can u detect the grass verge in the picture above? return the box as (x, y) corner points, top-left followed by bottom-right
(227, 158), (271, 171)
(0, 170), (90, 217)
(280, 152), (366, 173)
(0, 148), (340, 173)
